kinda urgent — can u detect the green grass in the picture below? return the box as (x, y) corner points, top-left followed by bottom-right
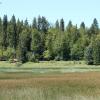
(0, 61), (100, 73)
(0, 61), (90, 68)
(0, 60), (100, 68)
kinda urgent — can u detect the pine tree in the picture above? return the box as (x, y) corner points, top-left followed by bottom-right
(60, 18), (64, 31)
(37, 16), (42, 31)
(11, 15), (17, 50)
(88, 18), (99, 38)
(31, 29), (44, 60)
(37, 16), (49, 33)
(24, 19), (29, 31)
(55, 20), (59, 30)
(93, 35), (100, 65)
(17, 29), (31, 63)
(32, 17), (37, 29)
(80, 22), (85, 29)
(84, 44), (93, 65)
(41, 16), (49, 33)
(79, 22), (86, 36)
(16, 19), (23, 46)
(0, 17), (2, 47)
(2, 15), (8, 49)
(66, 20), (72, 32)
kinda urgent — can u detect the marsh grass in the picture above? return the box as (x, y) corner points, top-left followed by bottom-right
(0, 61), (100, 100)
(0, 88), (100, 100)
(0, 72), (100, 100)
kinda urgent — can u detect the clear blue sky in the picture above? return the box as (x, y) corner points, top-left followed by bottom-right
(0, 0), (100, 26)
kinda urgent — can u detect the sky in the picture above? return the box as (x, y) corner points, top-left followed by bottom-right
(0, 0), (100, 27)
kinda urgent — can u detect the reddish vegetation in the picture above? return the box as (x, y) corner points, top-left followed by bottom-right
(0, 72), (100, 89)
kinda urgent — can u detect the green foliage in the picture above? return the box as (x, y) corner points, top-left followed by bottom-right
(84, 44), (93, 65)
(0, 15), (100, 64)
(2, 15), (8, 49)
(5, 47), (15, 59)
(0, 47), (15, 61)
(31, 29), (45, 60)
(45, 30), (69, 61)
(8, 15), (17, 51)
(60, 18), (64, 31)
(55, 20), (59, 30)
(43, 50), (51, 60)
(71, 43), (84, 60)
(17, 46), (27, 63)
(32, 17), (37, 29)
(17, 29), (31, 63)
(45, 28), (57, 60)
(80, 22), (85, 29)
(93, 35), (100, 65)
(88, 18), (99, 38)
(37, 16), (49, 33)
(66, 20), (73, 33)
(27, 52), (39, 62)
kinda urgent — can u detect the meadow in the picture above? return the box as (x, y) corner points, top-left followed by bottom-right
(0, 61), (100, 73)
(0, 61), (100, 100)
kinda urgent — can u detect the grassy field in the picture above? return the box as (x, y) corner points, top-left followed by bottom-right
(0, 72), (100, 100)
(0, 61), (95, 68)
(0, 61), (100, 100)
(0, 61), (100, 73)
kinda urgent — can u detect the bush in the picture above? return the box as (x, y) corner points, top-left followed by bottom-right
(55, 55), (63, 61)
(0, 48), (15, 61)
(16, 47), (28, 63)
(43, 50), (51, 61)
(27, 52), (39, 63)
(5, 48), (15, 59)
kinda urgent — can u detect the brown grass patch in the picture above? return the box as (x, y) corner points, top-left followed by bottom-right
(0, 72), (100, 100)
(0, 72), (100, 88)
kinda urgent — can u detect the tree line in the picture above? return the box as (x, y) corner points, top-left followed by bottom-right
(0, 14), (100, 64)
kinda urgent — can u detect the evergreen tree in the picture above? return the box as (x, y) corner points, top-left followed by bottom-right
(80, 22), (85, 29)
(60, 18), (64, 31)
(55, 20), (59, 30)
(61, 35), (70, 60)
(16, 19), (23, 46)
(17, 44), (27, 63)
(41, 16), (49, 33)
(37, 16), (49, 33)
(44, 28), (58, 60)
(17, 29), (30, 63)
(66, 20), (72, 32)
(70, 25), (80, 44)
(31, 29), (45, 60)
(32, 17), (37, 29)
(11, 15), (17, 50)
(2, 15), (8, 49)
(79, 22), (87, 38)
(66, 21), (73, 40)
(37, 16), (42, 31)
(84, 44), (93, 65)
(0, 14), (100, 64)
(92, 18), (99, 33)
(93, 35), (100, 65)
(24, 19), (29, 30)
(0, 17), (2, 48)
(24, 19), (28, 26)
(88, 18), (99, 38)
